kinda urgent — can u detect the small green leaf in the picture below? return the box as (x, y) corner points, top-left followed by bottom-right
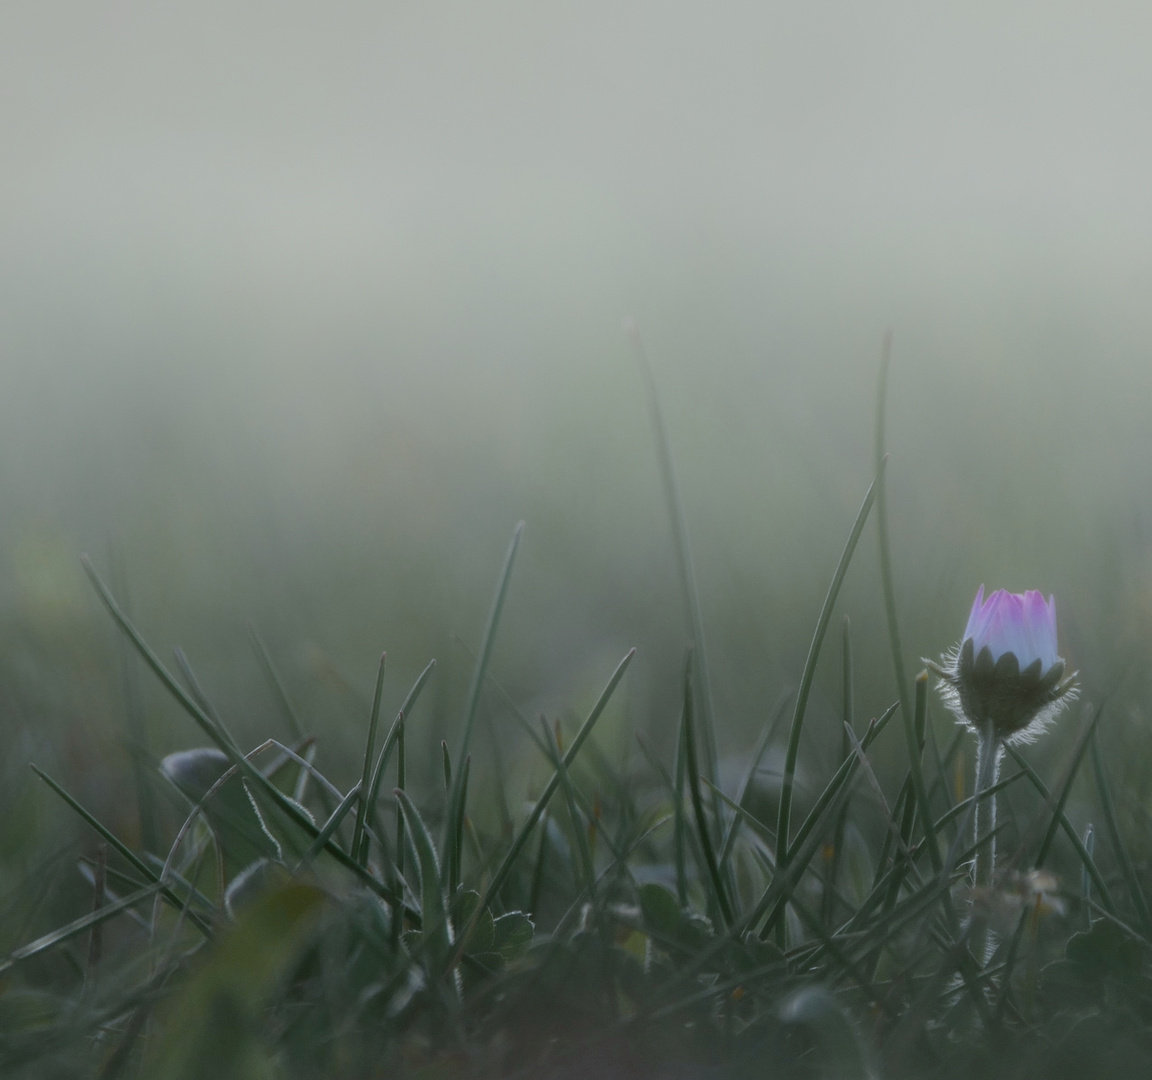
(492, 911), (534, 962)
(638, 883), (682, 937)
(452, 890), (495, 956)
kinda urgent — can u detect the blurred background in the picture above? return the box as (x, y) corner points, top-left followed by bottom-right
(3, 3), (1152, 899)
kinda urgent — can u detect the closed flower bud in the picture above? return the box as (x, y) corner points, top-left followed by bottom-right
(931, 586), (1077, 743)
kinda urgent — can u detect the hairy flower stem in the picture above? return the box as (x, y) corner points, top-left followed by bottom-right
(973, 728), (1002, 887)
(972, 726), (1002, 963)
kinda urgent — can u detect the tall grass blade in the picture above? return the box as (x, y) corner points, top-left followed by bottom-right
(1004, 742), (1114, 914)
(30, 764), (213, 937)
(81, 557), (406, 911)
(458, 649), (634, 954)
(446, 522), (523, 884)
(299, 781), (362, 869)
(350, 653), (386, 874)
(777, 463), (885, 861)
(718, 689), (791, 869)
(1091, 728), (1152, 936)
(874, 333), (913, 761)
(395, 789), (453, 974)
(108, 549), (159, 854)
(0, 880), (170, 977)
(359, 658), (434, 865)
(248, 623), (306, 741)
(627, 322), (722, 828)
(681, 653), (732, 928)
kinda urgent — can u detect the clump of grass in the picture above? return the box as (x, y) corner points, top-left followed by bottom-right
(2, 347), (1151, 1080)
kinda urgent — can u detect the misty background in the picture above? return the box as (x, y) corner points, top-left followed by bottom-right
(3, 3), (1152, 862)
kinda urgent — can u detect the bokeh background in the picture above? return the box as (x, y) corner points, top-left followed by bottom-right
(3, 3), (1152, 902)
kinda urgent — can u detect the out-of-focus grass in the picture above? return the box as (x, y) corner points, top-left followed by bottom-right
(3, 353), (1152, 1079)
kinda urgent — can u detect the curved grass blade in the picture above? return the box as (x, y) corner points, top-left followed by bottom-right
(777, 462), (885, 862)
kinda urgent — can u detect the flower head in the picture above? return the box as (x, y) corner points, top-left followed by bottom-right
(930, 585), (1077, 743)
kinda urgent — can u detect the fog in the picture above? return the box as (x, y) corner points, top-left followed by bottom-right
(3, 3), (1152, 825)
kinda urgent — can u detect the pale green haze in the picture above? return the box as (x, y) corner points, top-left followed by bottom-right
(2, 2), (1151, 819)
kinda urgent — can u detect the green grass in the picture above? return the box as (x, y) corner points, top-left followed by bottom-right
(2, 355), (1152, 1080)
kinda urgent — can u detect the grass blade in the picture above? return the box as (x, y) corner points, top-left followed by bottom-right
(350, 653), (386, 873)
(299, 782), (362, 869)
(1091, 727), (1152, 936)
(903, 672), (942, 875)
(777, 462), (885, 861)
(458, 649), (635, 954)
(874, 333), (913, 773)
(0, 880), (170, 977)
(80, 556), (406, 911)
(627, 322), (722, 827)
(395, 789), (452, 973)
(681, 653), (732, 928)
(108, 549), (160, 855)
(445, 523), (524, 887)
(717, 689), (792, 869)
(30, 764), (213, 937)
(359, 658), (436, 866)
(248, 623), (306, 741)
